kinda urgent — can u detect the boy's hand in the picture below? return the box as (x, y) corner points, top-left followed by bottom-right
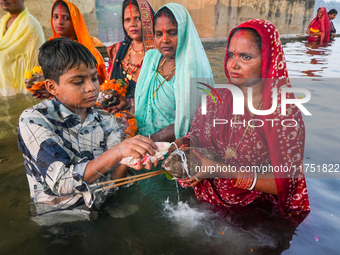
(114, 135), (158, 159)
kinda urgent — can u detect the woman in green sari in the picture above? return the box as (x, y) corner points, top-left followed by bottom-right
(134, 3), (214, 142)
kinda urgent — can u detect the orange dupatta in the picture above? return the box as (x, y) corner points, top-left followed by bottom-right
(50, 0), (106, 81)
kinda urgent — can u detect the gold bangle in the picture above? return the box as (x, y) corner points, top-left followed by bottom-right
(233, 170), (255, 190)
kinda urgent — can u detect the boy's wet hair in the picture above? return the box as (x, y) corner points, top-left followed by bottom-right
(38, 38), (97, 84)
(153, 7), (178, 32)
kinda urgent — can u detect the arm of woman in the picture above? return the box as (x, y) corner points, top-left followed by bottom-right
(252, 172), (277, 194)
(320, 31), (325, 42)
(182, 150), (278, 195)
(150, 124), (175, 142)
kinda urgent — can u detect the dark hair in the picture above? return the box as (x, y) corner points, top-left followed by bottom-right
(38, 38), (97, 84)
(228, 27), (261, 50)
(153, 6), (178, 32)
(52, 0), (69, 14)
(122, 0), (139, 41)
(328, 9), (338, 15)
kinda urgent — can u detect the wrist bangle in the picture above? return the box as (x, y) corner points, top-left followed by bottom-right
(233, 170), (255, 190)
(249, 171), (257, 190)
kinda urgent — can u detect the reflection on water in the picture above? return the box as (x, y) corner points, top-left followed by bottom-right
(1, 39), (340, 255)
(283, 39), (340, 78)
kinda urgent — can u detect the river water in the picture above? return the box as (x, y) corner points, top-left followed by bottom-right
(0, 38), (339, 255)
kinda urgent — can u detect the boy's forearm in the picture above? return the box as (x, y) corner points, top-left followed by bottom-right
(110, 164), (129, 180)
(83, 147), (123, 184)
(83, 135), (158, 184)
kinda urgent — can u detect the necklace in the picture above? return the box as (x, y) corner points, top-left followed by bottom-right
(156, 58), (166, 77)
(123, 43), (143, 81)
(131, 41), (144, 55)
(225, 99), (263, 159)
(153, 58), (176, 98)
(126, 45), (133, 64)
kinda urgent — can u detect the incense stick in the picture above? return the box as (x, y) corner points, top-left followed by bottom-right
(101, 170), (164, 190)
(94, 170), (165, 187)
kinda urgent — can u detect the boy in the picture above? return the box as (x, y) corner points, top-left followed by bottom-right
(18, 38), (159, 217)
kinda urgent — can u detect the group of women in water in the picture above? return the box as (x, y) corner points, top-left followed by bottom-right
(27, 0), (324, 222)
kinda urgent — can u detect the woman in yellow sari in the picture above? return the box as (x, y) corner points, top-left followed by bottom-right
(0, 3), (44, 96)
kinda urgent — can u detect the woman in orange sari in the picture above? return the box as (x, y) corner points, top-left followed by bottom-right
(32, 0), (107, 99)
(50, 0), (106, 82)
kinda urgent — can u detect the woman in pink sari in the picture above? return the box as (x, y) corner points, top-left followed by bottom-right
(174, 19), (310, 220)
(306, 7), (331, 43)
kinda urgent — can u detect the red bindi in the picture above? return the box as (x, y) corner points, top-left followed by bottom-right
(232, 30), (245, 66)
(162, 13), (166, 41)
(58, 2), (62, 24)
(129, 1), (133, 22)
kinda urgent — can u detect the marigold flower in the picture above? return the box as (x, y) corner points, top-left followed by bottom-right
(25, 71), (32, 79)
(32, 66), (42, 74)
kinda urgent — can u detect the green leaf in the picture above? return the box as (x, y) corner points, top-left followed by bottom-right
(164, 171), (175, 181)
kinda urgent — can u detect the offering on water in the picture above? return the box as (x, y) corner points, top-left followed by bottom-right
(162, 147), (216, 179)
(96, 79), (127, 109)
(120, 142), (171, 165)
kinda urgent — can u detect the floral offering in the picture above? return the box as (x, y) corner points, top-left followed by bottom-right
(96, 79), (127, 109)
(24, 66), (45, 93)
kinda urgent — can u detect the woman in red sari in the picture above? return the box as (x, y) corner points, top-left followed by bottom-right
(306, 7), (331, 43)
(174, 19), (310, 219)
